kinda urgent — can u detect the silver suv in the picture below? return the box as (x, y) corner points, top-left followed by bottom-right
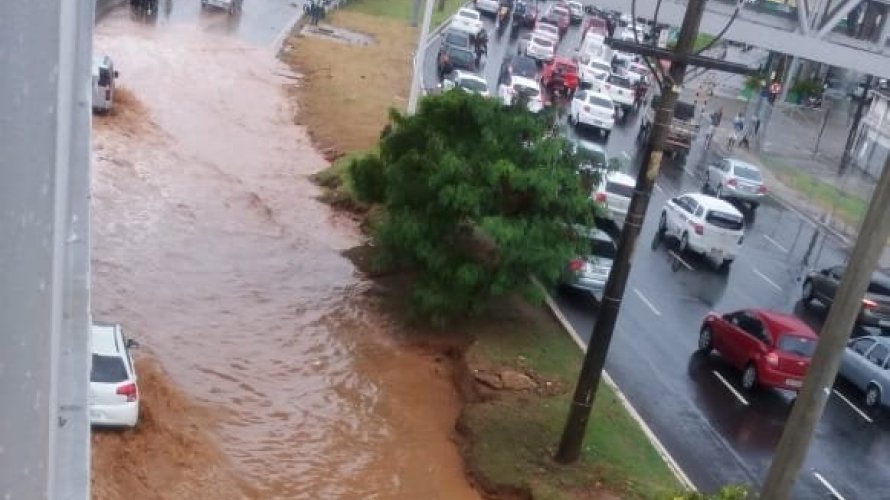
(560, 227), (617, 301)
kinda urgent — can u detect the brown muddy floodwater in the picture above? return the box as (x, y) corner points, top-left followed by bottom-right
(91, 12), (479, 500)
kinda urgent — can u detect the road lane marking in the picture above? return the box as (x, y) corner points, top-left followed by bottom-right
(832, 389), (873, 423)
(711, 370), (750, 406)
(667, 250), (694, 271)
(633, 288), (661, 316)
(813, 471), (846, 500)
(753, 268), (783, 292)
(762, 234), (788, 253)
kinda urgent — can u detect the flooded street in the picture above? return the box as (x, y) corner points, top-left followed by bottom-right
(91, 10), (478, 499)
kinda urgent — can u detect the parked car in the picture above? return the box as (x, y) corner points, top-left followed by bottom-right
(840, 336), (890, 409)
(525, 33), (556, 62)
(602, 73), (635, 114)
(450, 7), (485, 36)
(89, 322), (140, 427)
(704, 158), (767, 209)
(566, 1), (584, 23)
(594, 170), (636, 228)
(499, 54), (539, 84)
(699, 309), (818, 392)
(442, 70), (490, 97)
(569, 89), (615, 136)
(560, 226), (618, 300)
(658, 193), (745, 270)
(91, 54), (118, 113)
(499, 74), (545, 113)
(475, 0), (501, 15)
(802, 267), (890, 330)
(540, 56), (580, 96)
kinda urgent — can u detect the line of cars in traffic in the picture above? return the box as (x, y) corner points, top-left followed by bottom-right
(438, 2), (890, 415)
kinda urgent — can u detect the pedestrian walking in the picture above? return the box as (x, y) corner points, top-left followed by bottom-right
(727, 112), (744, 149)
(752, 114), (761, 137)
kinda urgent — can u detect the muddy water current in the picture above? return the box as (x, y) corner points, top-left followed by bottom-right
(91, 13), (478, 500)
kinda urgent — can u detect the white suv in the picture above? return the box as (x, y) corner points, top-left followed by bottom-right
(499, 75), (545, 113)
(89, 322), (140, 427)
(569, 89), (615, 137)
(658, 193), (745, 270)
(594, 171), (636, 228)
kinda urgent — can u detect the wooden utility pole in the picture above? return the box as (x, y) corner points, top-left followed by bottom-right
(761, 150), (890, 498)
(555, 0), (710, 464)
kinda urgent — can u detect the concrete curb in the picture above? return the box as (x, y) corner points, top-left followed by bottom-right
(533, 279), (698, 492)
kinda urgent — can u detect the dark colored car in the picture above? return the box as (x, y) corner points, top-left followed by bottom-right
(802, 266), (890, 330)
(499, 54), (538, 84)
(441, 28), (473, 52)
(699, 309), (818, 392)
(512, 0), (537, 28)
(437, 44), (477, 78)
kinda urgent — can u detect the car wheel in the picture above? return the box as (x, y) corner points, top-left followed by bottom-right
(719, 259), (733, 274)
(865, 383), (882, 409)
(658, 212), (667, 235)
(801, 279), (815, 305)
(698, 326), (713, 353)
(603, 129), (611, 139)
(679, 231), (689, 252)
(741, 363), (758, 391)
(750, 201), (759, 211)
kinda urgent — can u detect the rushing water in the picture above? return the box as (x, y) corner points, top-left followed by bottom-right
(91, 13), (479, 499)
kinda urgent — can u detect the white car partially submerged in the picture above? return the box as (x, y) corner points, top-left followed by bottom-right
(658, 193), (745, 270)
(499, 75), (545, 113)
(89, 322), (140, 427)
(442, 70), (491, 97)
(450, 7), (485, 35)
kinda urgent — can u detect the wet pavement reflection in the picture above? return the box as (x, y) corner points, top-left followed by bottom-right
(91, 11), (477, 500)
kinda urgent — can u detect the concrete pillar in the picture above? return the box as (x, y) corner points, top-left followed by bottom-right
(781, 56), (802, 102)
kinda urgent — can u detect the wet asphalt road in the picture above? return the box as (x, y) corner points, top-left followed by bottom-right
(424, 10), (890, 499)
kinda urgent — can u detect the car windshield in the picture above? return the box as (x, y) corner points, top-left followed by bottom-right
(91, 354), (129, 383)
(589, 95), (613, 108)
(705, 210), (744, 231)
(592, 61), (611, 71)
(778, 335), (817, 357)
(576, 146), (606, 168)
(538, 24), (557, 33)
(608, 75), (631, 87)
(513, 83), (540, 98)
(533, 37), (554, 47)
(512, 58), (538, 78)
(445, 32), (468, 47)
(449, 48), (475, 66)
(458, 10), (477, 19)
(590, 238), (617, 259)
(460, 78), (487, 92)
(733, 164), (762, 181)
(606, 180), (634, 198)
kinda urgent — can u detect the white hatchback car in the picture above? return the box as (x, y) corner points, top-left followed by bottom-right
(525, 34), (556, 62)
(499, 75), (545, 113)
(534, 22), (560, 44)
(90, 322), (140, 427)
(569, 89), (615, 136)
(658, 193), (745, 270)
(450, 8), (485, 36)
(475, 0), (500, 15)
(579, 59), (611, 89)
(594, 171), (636, 228)
(442, 70), (491, 97)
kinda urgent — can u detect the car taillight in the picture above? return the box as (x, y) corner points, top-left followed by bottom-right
(766, 351), (779, 367)
(863, 298), (879, 311)
(116, 382), (138, 402)
(757, 185), (767, 194)
(569, 258), (585, 271)
(595, 192), (607, 203)
(691, 222), (704, 235)
(727, 178), (738, 187)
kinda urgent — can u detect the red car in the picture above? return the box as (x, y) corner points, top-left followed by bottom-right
(540, 57), (580, 95)
(699, 309), (818, 392)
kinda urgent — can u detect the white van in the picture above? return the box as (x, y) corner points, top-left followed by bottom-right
(91, 54), (118, 113)
(578, 36), (612, 65)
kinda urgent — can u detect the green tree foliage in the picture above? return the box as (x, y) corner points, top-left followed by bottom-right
(349, 91), (599, 320)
